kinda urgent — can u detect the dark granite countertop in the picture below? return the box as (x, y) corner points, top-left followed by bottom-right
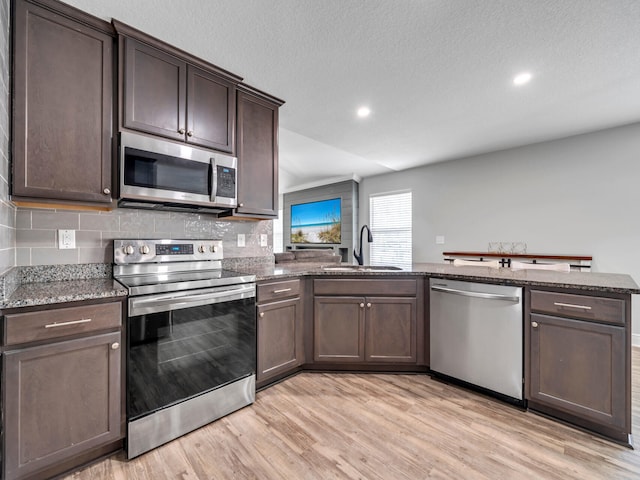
(236, 262), (640, 295)
(2, 261), (637, 310)
(0, 278), (128, 309)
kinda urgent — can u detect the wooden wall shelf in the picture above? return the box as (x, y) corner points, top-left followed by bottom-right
(443, 251), (592, 270)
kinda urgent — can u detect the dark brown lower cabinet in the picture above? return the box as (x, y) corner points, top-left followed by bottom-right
(3, 331), (122, 480)
(257, 297), (303, 385)
(314, 295), (417, 364)
(527, 289), (631, 444)
(366, 297), (417, 363)
(314, 296), (365, 362)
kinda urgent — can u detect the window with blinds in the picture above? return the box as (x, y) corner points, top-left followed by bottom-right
(369, 191), (412, 269)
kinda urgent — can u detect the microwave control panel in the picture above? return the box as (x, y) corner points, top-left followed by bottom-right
(216, 165), (236, 199)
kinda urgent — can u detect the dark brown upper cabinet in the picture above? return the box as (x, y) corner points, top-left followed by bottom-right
(228, 85), (284, 219)
(12, 0), (114, 205)
(115, 21), (240, 154)
(121, 38), (186, 142)
(187, 66), (237, 152)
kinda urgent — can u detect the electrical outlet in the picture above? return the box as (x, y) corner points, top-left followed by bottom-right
(237, 234), (245, 247)
(58, 229), (76, 249)
(436, 235), (445, 245)
(260, 234), (268, 247)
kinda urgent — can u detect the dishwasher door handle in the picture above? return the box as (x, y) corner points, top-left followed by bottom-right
(431, 285), (520, 302)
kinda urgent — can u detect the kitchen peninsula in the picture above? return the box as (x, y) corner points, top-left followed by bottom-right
(243, 262), (638, 447)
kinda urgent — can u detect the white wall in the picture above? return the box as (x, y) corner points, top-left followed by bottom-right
(360, 122), (640, 341)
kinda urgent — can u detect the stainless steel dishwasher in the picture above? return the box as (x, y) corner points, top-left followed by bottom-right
(429, 278), (523, 401)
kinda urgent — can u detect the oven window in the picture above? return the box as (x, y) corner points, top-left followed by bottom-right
(124, 147), (210, 195)
(127, 297), (255, 420)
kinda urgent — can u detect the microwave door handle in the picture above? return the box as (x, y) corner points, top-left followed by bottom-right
(210, 158), (217, 202)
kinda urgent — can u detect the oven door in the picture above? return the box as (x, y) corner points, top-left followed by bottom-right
(127, 283), (256, 421)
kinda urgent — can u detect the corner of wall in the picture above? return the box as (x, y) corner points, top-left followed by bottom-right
(0, 0), (16, 275)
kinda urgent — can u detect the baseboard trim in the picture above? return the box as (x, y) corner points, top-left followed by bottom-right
(632, 333), (640, 348)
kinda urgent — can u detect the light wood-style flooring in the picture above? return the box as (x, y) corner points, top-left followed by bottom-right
(65, 349), (640, 479)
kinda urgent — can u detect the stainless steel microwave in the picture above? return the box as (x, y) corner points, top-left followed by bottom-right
(118, 131), (237, 214)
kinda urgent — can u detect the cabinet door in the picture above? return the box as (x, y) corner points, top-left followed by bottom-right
(529, 314), (626, 430)
(365, 297), (417, 363)
(257, 298), (302, 384)
(187, 66), (236, 153)
(314, 297), (365, 362)
(12, 1), (113, 203)
(235, 90), (279, 217)
(3, 332), (122, 480)
(122, 37), (186, 141)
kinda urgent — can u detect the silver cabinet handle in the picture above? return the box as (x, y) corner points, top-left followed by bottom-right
(178, 128), (186, 134)
(111, 342), (120, 350)
(553, 302), (592, 310)
(259, 312), (265, 317)
(273, 288), (292, 294)
(103, 188), (111, 195)
(239, 203), (244, 207)
(187, 130), (193, 137)
(366, 302), (372, 308)
(431, 285), (520, 302)
(45, 318), (92, 328)
(532, 321), (539, 328)
(359, 303), (365, 308)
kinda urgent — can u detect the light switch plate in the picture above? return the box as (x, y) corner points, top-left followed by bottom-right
(260, 234), (268, 247)
(436, 235), (445, 245)
(237, 234), (245, 247)
(58, 229), (76, 249)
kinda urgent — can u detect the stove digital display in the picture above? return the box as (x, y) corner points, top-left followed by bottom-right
(156, 244), (194, 255)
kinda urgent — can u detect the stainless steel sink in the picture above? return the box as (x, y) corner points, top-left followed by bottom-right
(321, 265), (404, 272)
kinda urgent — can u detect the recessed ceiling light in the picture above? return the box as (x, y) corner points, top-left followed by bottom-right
(513, 72), (532, 86)
(357, 106), (371, 118)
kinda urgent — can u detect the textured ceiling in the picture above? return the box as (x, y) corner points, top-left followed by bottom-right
(63, 0), (640, 191)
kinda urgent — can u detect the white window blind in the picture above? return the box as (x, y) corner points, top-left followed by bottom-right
(369, 191), (412, 269)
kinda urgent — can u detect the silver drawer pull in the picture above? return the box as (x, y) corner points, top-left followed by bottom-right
(45, 318), (92, 328)
(273, 288), (292, 293)
(553, 302), (592, 310)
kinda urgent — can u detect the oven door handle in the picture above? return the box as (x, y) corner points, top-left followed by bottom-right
(129, 283), (256, 316)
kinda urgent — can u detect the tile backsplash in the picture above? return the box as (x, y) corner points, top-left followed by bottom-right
(15, 207), (273, 266)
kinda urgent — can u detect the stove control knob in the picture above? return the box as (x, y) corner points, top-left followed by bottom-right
(210, 245), (218, 253)
(140, 245), (150, 255)
(198, 245), (207, 253)
(123, 245), (135, 255)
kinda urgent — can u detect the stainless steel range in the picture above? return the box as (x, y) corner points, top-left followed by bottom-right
(113, 239), (256, 459)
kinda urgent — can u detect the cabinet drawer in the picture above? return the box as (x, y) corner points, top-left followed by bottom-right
(314, 278), (417, 296)
(530, 290), (625, 325)
(257, 279), (301, 303)
(4, 302), (122, 346)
